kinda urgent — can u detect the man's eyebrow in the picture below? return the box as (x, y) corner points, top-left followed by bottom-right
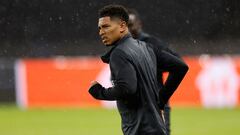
(98, 24), (109, 29)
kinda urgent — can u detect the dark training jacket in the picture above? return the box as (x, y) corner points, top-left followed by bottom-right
(137, 32), (181, 135)
(137, 32), (181, 86)
(89, 34), (188, 135)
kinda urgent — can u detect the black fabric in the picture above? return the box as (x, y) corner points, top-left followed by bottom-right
(137, 32), (182, 135)
(138, 32), (180, 57)
(89, 34), (188, 135)
(137, 32), (174, 135)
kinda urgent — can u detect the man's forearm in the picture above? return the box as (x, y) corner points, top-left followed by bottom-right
(159, 63), (188, 107)
(89, 82), (135, 101)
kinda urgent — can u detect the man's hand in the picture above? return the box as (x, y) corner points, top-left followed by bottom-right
(161, 110), (165, 123)
(90, 81), (99, 87)
(88, 81), (105, 99)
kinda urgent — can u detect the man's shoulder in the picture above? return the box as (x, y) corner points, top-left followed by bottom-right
(146, 35), (168, 47)
(110, 47), (127, 61)
(111, 38), (143, 60)
(116, 37), (138, 51)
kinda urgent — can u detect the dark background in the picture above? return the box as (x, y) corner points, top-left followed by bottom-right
(0, 0), (239, 57)
(0, 0), (239, 102)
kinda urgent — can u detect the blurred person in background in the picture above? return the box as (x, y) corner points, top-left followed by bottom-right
(89, 4), (188, 135)
(127, 8), (182, 135)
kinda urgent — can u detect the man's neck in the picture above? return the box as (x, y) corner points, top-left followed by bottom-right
(111, 30), (130, 46)
(119, 30), (129, 39)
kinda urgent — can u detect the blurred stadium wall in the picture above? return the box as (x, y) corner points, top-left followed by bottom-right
(0, 0), (239, 108)
(13, 56), (240, 109)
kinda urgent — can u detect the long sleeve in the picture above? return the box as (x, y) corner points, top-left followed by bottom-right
(156, 50), (188, 108)
(89, 49), (137, 101)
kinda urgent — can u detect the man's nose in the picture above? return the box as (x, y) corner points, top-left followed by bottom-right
(99, 29), (105, 36)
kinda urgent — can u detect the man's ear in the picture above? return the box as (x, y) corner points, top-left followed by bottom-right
(120, 21), (127, 33)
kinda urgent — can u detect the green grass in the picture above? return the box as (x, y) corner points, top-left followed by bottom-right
(171, 107), (240, 135)
(0, 104), (240, 135)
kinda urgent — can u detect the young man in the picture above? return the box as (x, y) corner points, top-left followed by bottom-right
(128, 9), (182, 135)
(89, 5), (188, 135)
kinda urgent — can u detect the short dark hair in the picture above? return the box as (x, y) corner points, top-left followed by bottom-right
(98, 4), (129, 23)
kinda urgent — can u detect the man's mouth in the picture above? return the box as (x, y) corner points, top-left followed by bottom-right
(102, 37), (108, 43)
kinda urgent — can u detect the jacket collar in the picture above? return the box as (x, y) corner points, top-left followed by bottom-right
(137, 31), (150, 41)
(101, 33), (131, 63)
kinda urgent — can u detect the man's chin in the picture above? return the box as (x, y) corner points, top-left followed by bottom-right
(105, 43), (112, 46)
(103, 42), (111, 46)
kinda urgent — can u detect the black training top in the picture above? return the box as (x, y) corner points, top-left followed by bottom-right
(89, 33), (188, 135)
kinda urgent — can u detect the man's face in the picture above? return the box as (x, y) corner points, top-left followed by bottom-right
(98, 16), (122, 46)
(128, 14), (142, 38)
